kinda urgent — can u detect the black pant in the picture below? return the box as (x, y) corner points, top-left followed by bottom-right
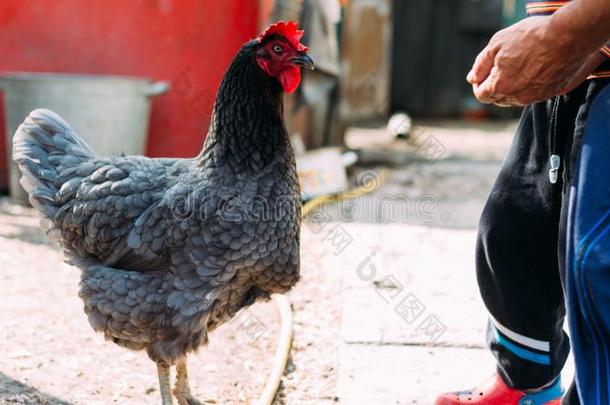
(476, 79), (608, 404)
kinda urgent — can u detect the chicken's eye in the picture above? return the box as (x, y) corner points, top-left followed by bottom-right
(272, 44), (283, 54)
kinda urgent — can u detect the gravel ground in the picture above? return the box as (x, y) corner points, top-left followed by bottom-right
(0, 199), (342, 405)
(275, 222), (342, 405)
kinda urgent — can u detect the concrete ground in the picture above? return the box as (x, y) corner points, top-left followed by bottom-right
(326, 121), (575, 404)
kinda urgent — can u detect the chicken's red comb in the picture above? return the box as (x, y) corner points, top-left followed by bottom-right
(257, 20), (308, 52)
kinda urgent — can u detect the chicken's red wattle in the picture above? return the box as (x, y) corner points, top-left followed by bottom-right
(279, 65), (301, 94)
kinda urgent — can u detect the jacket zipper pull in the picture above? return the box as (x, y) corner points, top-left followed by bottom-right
(549, 154), (561, 184)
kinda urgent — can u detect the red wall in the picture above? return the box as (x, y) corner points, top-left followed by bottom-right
(0, 0), (259, 188)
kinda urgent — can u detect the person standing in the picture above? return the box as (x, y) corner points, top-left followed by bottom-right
(436, 0), (610, 404)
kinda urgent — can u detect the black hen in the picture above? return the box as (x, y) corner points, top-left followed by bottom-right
(12, 21), (313, 405)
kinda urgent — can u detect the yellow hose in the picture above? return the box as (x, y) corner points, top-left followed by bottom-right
(302, 169), (390, 217)
(255, 169), (389, 405)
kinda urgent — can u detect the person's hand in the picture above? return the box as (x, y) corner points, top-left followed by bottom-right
(467, 17), (602, 106)
(561, 51), (608, 93)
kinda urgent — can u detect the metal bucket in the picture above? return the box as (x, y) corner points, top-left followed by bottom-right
(0, 72), (169, 204)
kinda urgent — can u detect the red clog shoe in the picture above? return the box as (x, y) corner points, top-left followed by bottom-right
(435, 374), (563, 405)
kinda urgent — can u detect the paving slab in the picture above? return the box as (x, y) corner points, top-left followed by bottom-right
(338, 343), (576, 405)
(338, 345), (495, 405)
(305, 222), (487, 347)
(327, 121), (580, 404)
(332, 222), (574, 404)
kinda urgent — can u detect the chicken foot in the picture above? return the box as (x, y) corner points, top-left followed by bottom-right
(157, 362), (174, 405)
(173, 358), (202, 405)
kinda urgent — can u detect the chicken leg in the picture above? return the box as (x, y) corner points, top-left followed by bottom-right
(157, 362), (174, 405)
(173, 358), (202, 405)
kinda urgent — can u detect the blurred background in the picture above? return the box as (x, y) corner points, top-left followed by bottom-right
(0, 1), (538, 404)
(0, 0), (524, 199)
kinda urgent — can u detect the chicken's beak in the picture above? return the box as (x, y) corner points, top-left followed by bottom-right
(292, 54), (315, 70)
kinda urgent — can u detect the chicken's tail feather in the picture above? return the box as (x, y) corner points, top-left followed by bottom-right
(12, 108), (95, 217)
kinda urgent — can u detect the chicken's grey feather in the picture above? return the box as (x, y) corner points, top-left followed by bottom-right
(12, 39), (301, 366)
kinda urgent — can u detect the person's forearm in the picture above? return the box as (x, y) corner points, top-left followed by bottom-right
(547, 0), (610, 55)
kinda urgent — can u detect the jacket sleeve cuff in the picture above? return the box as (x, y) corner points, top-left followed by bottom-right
(602, 43), (610, 58)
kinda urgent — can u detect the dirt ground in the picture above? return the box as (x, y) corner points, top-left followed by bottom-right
(0, 120), (516, 405)
(0, 199), (342, 405)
